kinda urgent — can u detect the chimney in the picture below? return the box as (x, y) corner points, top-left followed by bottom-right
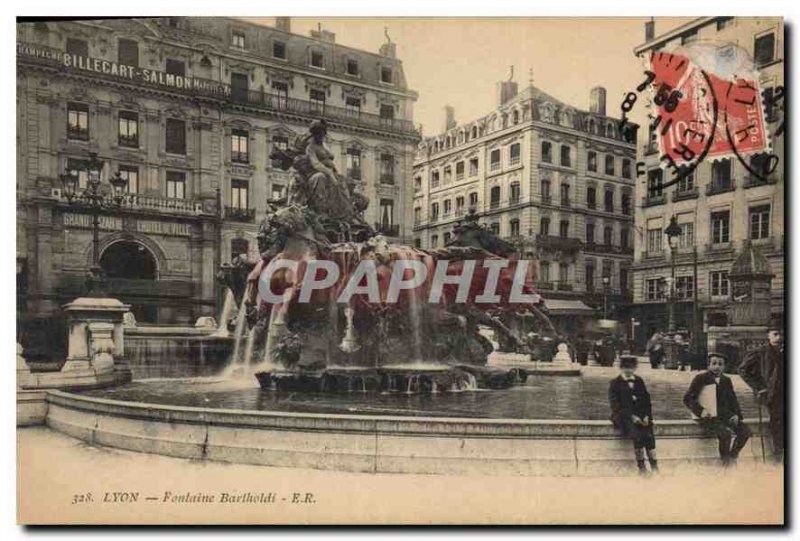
(645, 17), (655, 42)
(443, 105), (456, 131)
(497, 80), (519, 107)
(310, 27), (336, 43)
(590, 86), (607, 116)
(275, 17), (291, 33)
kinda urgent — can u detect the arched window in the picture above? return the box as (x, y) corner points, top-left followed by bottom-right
(471, 125), (478, 139)
(512, 110), (520, 125)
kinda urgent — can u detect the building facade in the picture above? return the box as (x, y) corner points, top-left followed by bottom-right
(630, 17), (784, 349)
(17, 17), (419, 325)
(412, 80), (638, 334)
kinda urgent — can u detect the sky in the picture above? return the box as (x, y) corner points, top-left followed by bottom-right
(248, 17), (694, 136)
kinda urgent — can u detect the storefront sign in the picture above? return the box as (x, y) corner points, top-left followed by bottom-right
(64, 213), (190, 237)
(64, 213), (123, 231)
(136, 220), (191, 237)
(18, 42), (231, 98)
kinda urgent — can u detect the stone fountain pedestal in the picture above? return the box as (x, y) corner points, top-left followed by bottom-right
(20, 297), (132, 390)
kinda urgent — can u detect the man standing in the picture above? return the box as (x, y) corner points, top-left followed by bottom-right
(739, 326), (784, 462)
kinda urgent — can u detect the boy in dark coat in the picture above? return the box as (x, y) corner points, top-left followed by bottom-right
(608, 356), (658, 474)
(684, 353), (751, 466)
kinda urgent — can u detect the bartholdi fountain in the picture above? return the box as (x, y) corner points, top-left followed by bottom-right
(217, 119), (557, 393)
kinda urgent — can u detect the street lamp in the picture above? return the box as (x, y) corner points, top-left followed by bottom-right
(602, 274), (611, 320)
(664, 215), (682, 334)
(59, 152), (128, 295)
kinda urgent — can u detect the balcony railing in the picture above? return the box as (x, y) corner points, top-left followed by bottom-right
(67, 127), (89, 141)
(541, 194), (552, 205)
(380, 174), (395, 185)
(118, 134), (139, 148)
(744, 176), (779, 189)
(231, 151), (249, 164)
(57, 191), (204, 216)
(560, 198), (571, 208)
(374, 223), (400, 237)
(489, 200), (501, 210)
(673, 187), (699, 201)
(347, 167), (362, 180)
(536, 234), (582, 252)
(642, 194), (666, 207)
(225, 206), (256, 223)
(706, 182), (735, 196)
(509, 196), (521, 205)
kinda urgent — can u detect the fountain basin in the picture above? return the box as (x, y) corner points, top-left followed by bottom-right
(34, 389), (771, 476)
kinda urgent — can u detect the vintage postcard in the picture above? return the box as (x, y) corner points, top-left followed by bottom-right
(15, 15), (785, 525)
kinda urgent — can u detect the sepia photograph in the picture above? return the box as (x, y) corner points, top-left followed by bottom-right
(13, 9), (787, 526)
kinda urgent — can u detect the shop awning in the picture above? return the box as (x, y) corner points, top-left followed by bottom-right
(543, 299), (596, 316)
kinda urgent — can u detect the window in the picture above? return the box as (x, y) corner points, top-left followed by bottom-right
(442, 166), (452, 185)
(231, 238), (249, 259)
(118, 165), (138, 194)
(541, 179), (551, 201)
(345, 96), (361, 114)
(443, 232), (452, 245)
(510, 183), (520, 204)
(678, 222), (694, 249)
(66, 158), (88, 190)
(380, 154), (395, 184)
(346, 58), (359, 76)
(165, 118), (186, 155)
(272, 81), (289, 108)
(710, 271), (730, 297)
(455, 161), (465, 180)
(414, 207), (421, 225)
(540, 217), (551, 236)
(677, 168), (695, 192)
(165, 58), (186, 77)
(381, 66), (393, 84)
(414, 238), (421, 249)
(443, 199), (452, 217)
(118, 39), (138, 67)
(430, 202), (439, 221)
(490, 223), (500, 236)
(711, 159), (732, 189)
(585, 223), (595, 244)
(763, 88), (779, 123)
(380, 104), (394, 120)
(604, 189), (614, 213)
(540, 261), (551, 283)
(622, 159), (632, 179)
(231, 30), (246, 49)
(468, 192), (478, 209)
(469, 158), (479, 177)
(620, 268), (629, 292)
(647, 169), (663, 197)
(749, 205), (771, 239)
(379, 199), (394, 228)
(647, 228), (662, 253)
(749, 153), (775, 178)
(272, 135), (289, 154)
(490, 186), (501, 209)
(231, 72), (248, 102)
(471, 126), (478, 139)
(272, 41), (286, 60)
(560, 183), (570, 206)
(586, 186), (596, 209)
(603, 226), (613, 246)
(620, 227), (629, 249)
(231, 179), (249, 209)
(66, 38), (88, 57)
(310, 89), (326, 112)
(490, 149), (501, 171)
(587, 151), (597, 172)
(231, 129), (248, 163)
(621, 192), (631, 215)
(559, 220), (570, 238)
(431, 235), (439, 248)
(310, 50), (324, 68)
(118, 111), (138, 147)
(604, 155), (615, 176)
(541, 141), (552, 163)
(675, 276), (695, 300)
(586, 264), (595, 291)
(166, 171), (186, 199)
(455, 196), (465, 215)
(711, 210), (731, 244)
(510, 218), (520, 237)
(346, 148), (361, 179)
(509, 143), (521, 166)
(67, 102), (89, 140)
(431, 170), (440, 188)
(270, 183), (285, 201)
(558, 263), (569, 284)
(646, 279), (663, 301)
(754, 32), (775, 66)
(560, 145), (571, 167)
(414, 177), (421, 193)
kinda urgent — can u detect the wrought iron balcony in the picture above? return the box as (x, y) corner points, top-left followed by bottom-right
(642, 194), (667, 207)
(374, 223), (400, 237)
(672, 187), (699, 202)
(230, 151), (249, 164)
(536, 234), (582, 252)
(118, 134), (139, 148)
(706, 182), (735, 196)
(744, 176), (779, 189)
(67, 126), (89, 141)
(225, 206), (256, 223)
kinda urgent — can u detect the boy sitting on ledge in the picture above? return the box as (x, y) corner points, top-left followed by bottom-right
(608, 356), (658, 475)
(683, 352), (751, 467)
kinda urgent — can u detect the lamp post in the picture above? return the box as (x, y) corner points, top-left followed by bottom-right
(664, 215), (682, 334)
(602, 274), (611, 320)
(59, 152), (128, 295)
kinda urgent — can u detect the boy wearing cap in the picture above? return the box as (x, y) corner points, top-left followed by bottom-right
(608, 356), (658, 475)
(684, 353), (751, 466)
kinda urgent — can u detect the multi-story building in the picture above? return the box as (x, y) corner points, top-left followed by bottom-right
(412, 79), (638, 334)
(17, 17), (419, 325)
(630, 17), (784, 350)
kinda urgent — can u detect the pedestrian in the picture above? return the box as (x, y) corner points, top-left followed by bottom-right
(739, 326), (784, 462)
(646, 331), (665, 369)
(608, 356), (658, 475)
(575, 334), (588, 365)
(676, 335), (692, 372)
(683, 353), (751, 466)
